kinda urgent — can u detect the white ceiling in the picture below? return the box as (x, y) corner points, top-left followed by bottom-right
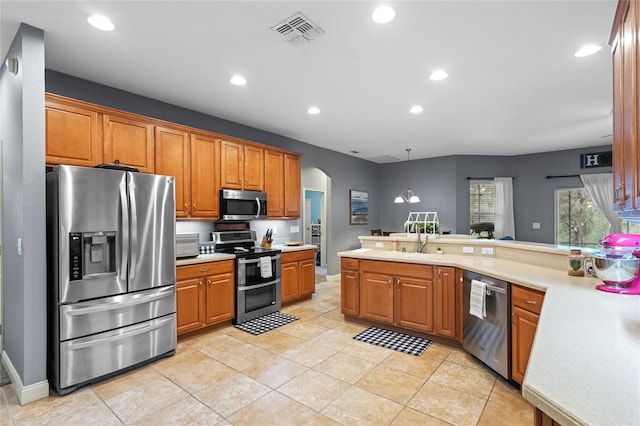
(1, 1), (617, 163)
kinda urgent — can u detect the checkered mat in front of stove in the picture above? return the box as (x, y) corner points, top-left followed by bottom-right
(234, 311), (299, 335)
(353, 326), (432, 356)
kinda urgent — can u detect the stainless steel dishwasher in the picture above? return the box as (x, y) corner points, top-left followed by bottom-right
(462, 270), (510, 379)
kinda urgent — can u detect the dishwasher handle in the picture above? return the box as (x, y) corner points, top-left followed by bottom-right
(485, 284), (506, 295)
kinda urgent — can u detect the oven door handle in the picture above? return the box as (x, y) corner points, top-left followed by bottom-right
(238, 279), (280, 291)
(238, 255), (281, 265)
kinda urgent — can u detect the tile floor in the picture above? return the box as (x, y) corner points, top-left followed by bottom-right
(0, 279), (534, 425)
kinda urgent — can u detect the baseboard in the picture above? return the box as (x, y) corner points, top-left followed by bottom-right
(1, 351), (49, 405)
(326, 273), (340, 282)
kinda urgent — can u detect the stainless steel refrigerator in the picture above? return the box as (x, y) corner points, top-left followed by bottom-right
(46, 165), (176, 394)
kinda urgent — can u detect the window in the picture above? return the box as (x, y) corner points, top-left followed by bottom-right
(469, 181), (495, 225)
(555, 188), (640, 248)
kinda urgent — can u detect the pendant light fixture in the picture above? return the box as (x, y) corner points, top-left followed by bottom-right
(394, 149), (421, 203)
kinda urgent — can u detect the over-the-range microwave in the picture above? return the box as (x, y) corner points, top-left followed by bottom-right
(220, 189), (267, 220)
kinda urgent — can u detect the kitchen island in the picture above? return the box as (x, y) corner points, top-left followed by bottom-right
(338, 240), (640, 426)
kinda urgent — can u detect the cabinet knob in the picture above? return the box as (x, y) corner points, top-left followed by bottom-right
(183, 203), (188, 215)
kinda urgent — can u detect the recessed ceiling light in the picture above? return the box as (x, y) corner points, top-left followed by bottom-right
(372, 6), (396, 24)
(574, 44), (602, 57)
(410, 105), (424, 114)
(429, 70), (449, 81)
(230, 75), (247, 86)
(87, 14), (115, 31)
(307, 106), (320, 115)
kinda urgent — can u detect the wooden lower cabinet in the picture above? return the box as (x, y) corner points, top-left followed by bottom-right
(511, 284), (545, 384)
(340, 258), (360, 316)
(176, 260), (234, 335)
(395, 275), (434, 333)
(434, 266), (457, 338)
(360, 272), (394, 324)
(281, 249), (316, 304)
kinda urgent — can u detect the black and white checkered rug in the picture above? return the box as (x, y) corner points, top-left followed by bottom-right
(234, 312), (299, 336)
(353, 326), (432, 356)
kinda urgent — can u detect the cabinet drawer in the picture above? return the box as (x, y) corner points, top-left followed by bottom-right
(361, 260), (433, 279)
(511, 284), (544, 315)
(282, 249), (315, 263)
(341, 257), (360, 271)
(177, 260), (234, 280)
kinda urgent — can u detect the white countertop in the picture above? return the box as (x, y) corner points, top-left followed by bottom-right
(338, 249), (640, 426)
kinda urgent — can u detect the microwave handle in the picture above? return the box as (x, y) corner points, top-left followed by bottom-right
(255, 197), (261, 218)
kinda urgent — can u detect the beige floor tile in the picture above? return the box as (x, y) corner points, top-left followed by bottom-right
(132, 394), (223, 425)
(477, 400), (534, 426)
(446, 348), (489, 371)
(193, 372), (270, 418)
(420, 342), (454, 363)
(246, 330), (306, 354)
(308, 328), (359, 351)
(381, 351), (443, 379)
(92, 367), (163, 400)
(489, 379), (533, 411)
(331, 321), (368, 335)
(342, 339), (394, 363)
(103, 375), (187, 424)
(280, 340), (340, 367)
(357, 365), (426, 404)
(43, 400), (122, 425)
(8, 387), (100, 425)
(429, 361), (496, 398)
(227, 391), (317, 426)
(304, 315), (343, 330)
(321, 386), (403, 425)
(314, 352), (376, 384)
(201, 339), (273, 371)
(408, 381), (487, 426)
(390, 407), (451, 425)
(306, 413), (343, 425)
(278, 369), (350, 411)
(241, 355), (308, 388)
(155, 349), (236, 393)
(188, 333), (246, 357)
(277, 320), (329, 340)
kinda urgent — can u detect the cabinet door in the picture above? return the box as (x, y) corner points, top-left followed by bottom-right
(205, 273), (235, 324)
(299, 258), (316, 297)
(155, 126), (190, 218)
(284, 154), (301, 217)
(395, 276), (434, 333)
(243, 145), (264, 191)
(103, 114), (155, 173)
(434, 267), (457, 338)
(511, 306), (539, 384)
(45, 97), (102, 166)
(190, 134), (218, 218)
(264, 150), (285, 217)
(281, 261), (300, 304)
(176, 277), (204, 335)
(360, 272), (394, 324)
(220, 139), (243, 189)
(341, 271), (360, 316)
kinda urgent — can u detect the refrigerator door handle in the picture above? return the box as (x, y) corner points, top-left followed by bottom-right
(65, 289), (173, 316)
(119, 179), (129, 281)
(129, 178), (138, 279)
(66, 317), (171, 350)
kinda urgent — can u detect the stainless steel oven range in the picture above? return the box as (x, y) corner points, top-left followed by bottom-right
(211, 223), (281, 324)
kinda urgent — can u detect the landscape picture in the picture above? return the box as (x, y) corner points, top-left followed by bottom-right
(350, 190), (369, 224)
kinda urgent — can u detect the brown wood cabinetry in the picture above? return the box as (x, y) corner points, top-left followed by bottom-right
(360, 271), (394, 323)
(434, 266), (457, 338)
(281, 249), (315, 304)
(45, 96), (102, 166)
(284, 153), (301, 217)
(189, 133), (219, 218)
(103, 114), (155, 172)
(395, 275), (434, 333)
(264, 150), (302, 218)
(155, 125), (190, 218)
(220, 139), (264, 191)
(176, 260), (234, 335)
(340, 258), (360, 316)
(611, 0), (640, 214)
(511, 284), (545, 384)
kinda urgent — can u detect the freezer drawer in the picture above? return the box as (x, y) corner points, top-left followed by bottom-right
(59, 285), (176, 340)
(58, 314), (175, 391)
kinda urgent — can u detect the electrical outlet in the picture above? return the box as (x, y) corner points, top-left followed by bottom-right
(533, 222), (541, 229)
(290, 225), (299, 233)
(375, 242), (384, 248)
(481, 247), (494, 255)
(272, 226), (277, 234)
(463, 246), (474, 254)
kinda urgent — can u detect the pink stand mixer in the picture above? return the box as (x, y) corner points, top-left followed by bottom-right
(586, 234), (640, 295)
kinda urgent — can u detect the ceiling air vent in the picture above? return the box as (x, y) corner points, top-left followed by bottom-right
(271, 12), (325, 46)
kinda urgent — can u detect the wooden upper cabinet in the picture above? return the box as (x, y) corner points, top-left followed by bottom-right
(45, 96), (102, 166)
(264, 150), (285, 217)
(220, 139), (264, 191)
(190, 133), (219, 219)
(284, 153), (301, 217)
(103, 114), (155, 173)
(155, 126), (190, 218)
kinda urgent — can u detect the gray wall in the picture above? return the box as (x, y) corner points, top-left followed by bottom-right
(1, 24), (47, 386)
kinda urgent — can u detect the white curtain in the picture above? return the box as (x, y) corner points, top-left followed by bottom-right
(494, 177), (515, 239)
(580, 173), (622, 234)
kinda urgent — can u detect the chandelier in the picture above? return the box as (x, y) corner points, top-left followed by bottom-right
(394, 149), (421, 203)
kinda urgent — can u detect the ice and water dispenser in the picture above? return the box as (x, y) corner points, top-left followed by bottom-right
(69, 231), (117, 280)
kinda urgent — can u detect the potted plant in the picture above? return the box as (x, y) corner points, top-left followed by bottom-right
(436, 247), (443, 255)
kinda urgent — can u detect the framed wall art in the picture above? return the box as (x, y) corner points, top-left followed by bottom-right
(349, 190), (369, 225)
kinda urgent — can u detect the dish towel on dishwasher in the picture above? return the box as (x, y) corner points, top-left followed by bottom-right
(469, 279), (487, 319)
(259, 256), (272, 278)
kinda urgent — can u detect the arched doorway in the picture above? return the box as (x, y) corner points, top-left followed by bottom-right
(302, 167), (330, 276)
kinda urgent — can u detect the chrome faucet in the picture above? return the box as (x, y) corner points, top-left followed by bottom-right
(415, 225), (428, 253)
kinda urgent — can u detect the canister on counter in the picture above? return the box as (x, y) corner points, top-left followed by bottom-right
(568, 249), (584, 276)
